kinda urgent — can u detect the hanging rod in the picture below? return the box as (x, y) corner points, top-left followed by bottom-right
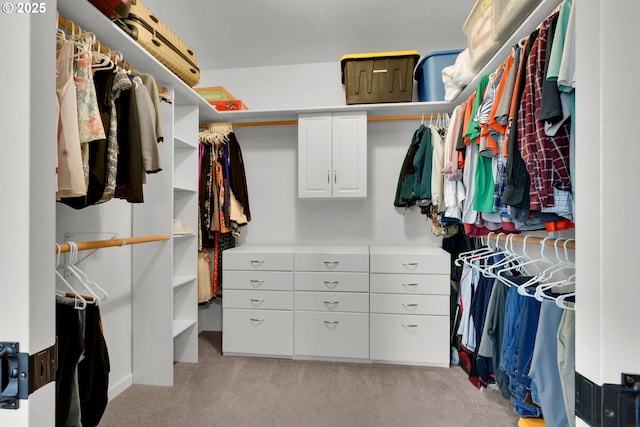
(488, 233), (576, 249)
(202, 113), (443, 129)
(55, 235), (170, 253)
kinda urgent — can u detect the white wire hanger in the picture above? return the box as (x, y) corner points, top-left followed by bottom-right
(55, 243), (87, 310)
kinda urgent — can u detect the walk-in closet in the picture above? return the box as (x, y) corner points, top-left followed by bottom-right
(1, 0), (639, 426)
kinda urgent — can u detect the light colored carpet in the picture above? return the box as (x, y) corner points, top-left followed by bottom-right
(98, 332), (520, 427)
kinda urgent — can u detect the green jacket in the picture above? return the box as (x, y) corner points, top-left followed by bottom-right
(394, 125), (432, 207)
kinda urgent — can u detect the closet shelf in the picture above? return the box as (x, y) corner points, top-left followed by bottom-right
(174, 136), (197, 150)
(173, 319), (197, 338)
(57, 0), (219, 122)
(173, 275), (197, 289)
(214, 101), (454, 124)
(173, 185), (197, 194)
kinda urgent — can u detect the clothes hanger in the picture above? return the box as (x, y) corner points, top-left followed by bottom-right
(454, 232), (496, 267)
(68, 241), (109, 303)
(64, 242), (102, 304)
(555, 291), (575, 311)
(55, 243), (87, 310)
(481, 233), (523, 278)
(497, 236), (554, 290)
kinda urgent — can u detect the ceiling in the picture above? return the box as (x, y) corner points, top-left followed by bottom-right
(141, 0), (477, 71)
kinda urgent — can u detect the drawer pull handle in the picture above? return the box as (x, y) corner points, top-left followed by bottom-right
(324, 300), (339, 306)
(250, 260), (265, 266)
(401, 324), (418, 328)
(402, 262), (419, 270)
(323, 281), (339, 289)
(250, 299), (265, 306)
(324, 320), (339, 325)
(323, 261), (339, 269)
(250, 318), (264, 323)
(250, 279), (265, 287)
(401, 303), (418, 307)
(402, 283), (418, 287)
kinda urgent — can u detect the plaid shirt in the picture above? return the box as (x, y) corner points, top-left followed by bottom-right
(517, 13), (571, 210)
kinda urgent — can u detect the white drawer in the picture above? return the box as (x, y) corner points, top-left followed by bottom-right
(370, 314), (449, 367)
(294, 311), (369, 360)
(222, 309), (293, 357)
(294, 272), (369, 292)
(370, 294), (449, 316)
(370, 273), (450, 295)
(369, 247), (450, 274)
(223, 271), (293, 291)
(294, 248), (369, 272)
(295, 292), (369, 313)
(223, 247), (294, 271)
(223, 290), (293, 310)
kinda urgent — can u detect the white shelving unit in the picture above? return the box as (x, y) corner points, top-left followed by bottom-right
(57, 0), (209, 386)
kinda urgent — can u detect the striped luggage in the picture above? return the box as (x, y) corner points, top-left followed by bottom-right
(122, 0), (200, 87)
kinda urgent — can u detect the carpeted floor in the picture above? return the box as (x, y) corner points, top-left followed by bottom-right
(98, 332), (520, 427)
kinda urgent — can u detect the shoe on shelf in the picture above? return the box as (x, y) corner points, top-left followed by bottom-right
(173, 218), (195, 235)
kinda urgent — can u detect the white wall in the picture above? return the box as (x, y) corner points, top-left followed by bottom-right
(234, 120), (441, 248)
(200, 61), (420, 110)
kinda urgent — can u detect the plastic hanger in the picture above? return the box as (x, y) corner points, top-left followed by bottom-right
(65, 242), (109, 304)
(497, 236), (554, 290)
(55, 244), (87, 310)
(454, 232), (496, 267)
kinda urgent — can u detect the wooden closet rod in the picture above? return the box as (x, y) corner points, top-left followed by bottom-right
(205, 113), (443, 129)
(55, 235), (170, 253)
(489, 233), (576, 250)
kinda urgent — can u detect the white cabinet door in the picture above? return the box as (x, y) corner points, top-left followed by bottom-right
(298, 113), (333, 198)
(298, 112), (367, 198)
(332, 112), (367, 198)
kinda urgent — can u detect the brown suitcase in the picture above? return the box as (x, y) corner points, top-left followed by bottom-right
(122, 0), (200, 87)
(89, 0), (131, 19)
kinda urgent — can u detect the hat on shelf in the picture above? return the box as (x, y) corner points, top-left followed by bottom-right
(173, 218), (195, 235)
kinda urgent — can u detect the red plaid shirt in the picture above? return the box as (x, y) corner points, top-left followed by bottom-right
(517, 13), (571, 210)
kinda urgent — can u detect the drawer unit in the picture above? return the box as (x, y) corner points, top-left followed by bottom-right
(369, 246), (450, 275)
(295, 291), (369, 313)
(223, 270), (294, 291)
(223, 309), (293, 358)
(223, 246), (294, 271)
(370, 294), (449, 316)
(294, 271), (369, 292)
(222, 246), (295, 359)
(294, 311), (369, 361)
(294, 246), (369, 272)
(369, 273), (449, 295)
(294, 246), (370, 362)
(224, 290), (293, 310)
(370, 314), (449, 367)
(369, 246), (450, 367)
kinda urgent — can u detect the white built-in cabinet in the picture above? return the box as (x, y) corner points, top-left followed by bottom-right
(298, 111), (367, 198)
(369, 246), (451, 367)
(294, 246), (370, 362)
(222, 246), (295, 358)
(57, 0), (221, 387)
(222, 245), (450, 367)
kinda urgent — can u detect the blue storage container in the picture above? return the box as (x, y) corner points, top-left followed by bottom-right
(414, 50), (463, 102)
